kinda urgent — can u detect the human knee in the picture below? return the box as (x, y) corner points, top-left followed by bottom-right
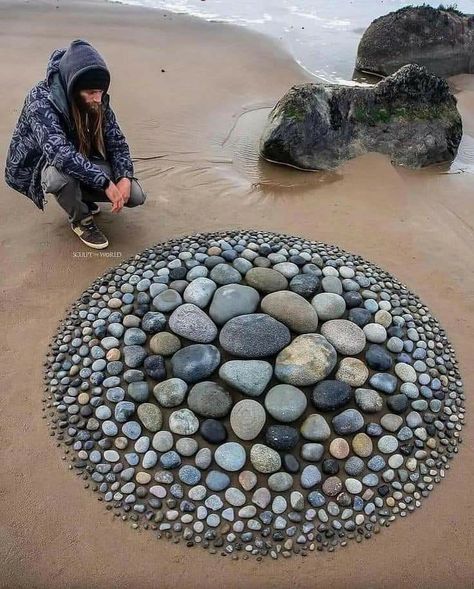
(126, 179), (147, 207)
(41, 165), (75, 195)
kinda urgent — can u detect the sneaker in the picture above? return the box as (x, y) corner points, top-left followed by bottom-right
(87, 202), (101, 215)
(71, 215), (109, 249)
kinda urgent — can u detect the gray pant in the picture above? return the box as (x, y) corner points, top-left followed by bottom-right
(40, 156), (147, 224)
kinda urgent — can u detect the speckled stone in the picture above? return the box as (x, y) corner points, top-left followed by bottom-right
(274, 334), (337, 386)
(320, 319), (366, 355)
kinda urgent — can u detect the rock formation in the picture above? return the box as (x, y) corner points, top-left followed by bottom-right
(356, 5), (474, 78)
(259, 64), (462, 170)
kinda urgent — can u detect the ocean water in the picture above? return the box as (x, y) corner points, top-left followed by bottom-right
(107, 0), (474, 82)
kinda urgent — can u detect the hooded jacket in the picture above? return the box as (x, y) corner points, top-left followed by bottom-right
(4, 39), (135, 211)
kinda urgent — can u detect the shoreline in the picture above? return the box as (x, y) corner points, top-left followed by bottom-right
(0, 0), (473, 588)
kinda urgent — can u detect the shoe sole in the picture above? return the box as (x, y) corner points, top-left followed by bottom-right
(71, 226), (109, 250)
(90, 207), (100, 215)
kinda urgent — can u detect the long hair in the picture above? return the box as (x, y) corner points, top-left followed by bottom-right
(70, 90), (106, 159)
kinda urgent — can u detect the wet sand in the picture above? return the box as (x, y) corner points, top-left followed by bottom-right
(0, 0), (473, 587)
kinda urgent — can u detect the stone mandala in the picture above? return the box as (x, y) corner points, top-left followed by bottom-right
(43, 230), (465, 559)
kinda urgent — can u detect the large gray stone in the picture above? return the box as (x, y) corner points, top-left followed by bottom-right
(209, 284), (260, 325)
(219, 313), (291, 358)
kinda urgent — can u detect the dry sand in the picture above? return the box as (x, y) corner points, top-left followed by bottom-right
(0, 0), (473, 587)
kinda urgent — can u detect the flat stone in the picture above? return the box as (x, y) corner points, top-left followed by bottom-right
(394, 362), (417, 383)
(365, 344), (393, 371)
(332, 409), (365, 435)
(274, 334), (337, 386)
(152, 430), (174, 452)
(153, 289), (182, 312)
(335, 357), (369, 387)
(264, 384), (307, 422)
(322, 476), (343, 496)
(352, 432), (373, 457)
(200, 419), (227, 444)
(300, 414), (331, 441)
(230, 399), (266, 440)
(210, 263), (242, 285)
(300, 465), (322, 488)
(137, 403), (163, 432)
(175, 437), (198, 456)
(149, 332), (181, 356)
(265, 425), (299, 450)
(143, 355), (166, 380)
(260, 291), (318, 333)
(225, 487), (247, 506)
(329, 438), (350, 459)
(268, 472), (294, 492)
(168, 408), (199, 435)
(289, 273), (320, 298)
(183, 277), (217, 308)
(311, 380), (352, 411)
(363, 323), (387, 343)
(252, 487), (271, 509)
(214, 442), (247, 471)
(219, 313), (291, 358)
(301, 443), (324, 461)
(380, 413), (404, 432)
(378, 435), (399, 453)
(141, 312), (166, 334)
(179, 465), (201, 485)
(127, 381), (149, 403)
(250, 444), (281, 473)
(123, 345), (147, 368)
(355, 388), (383, 413)
(115, 401), (135, 422)
(369, 372), (398, 394)
(238, 471), (257, 492)
(168, 303), (218, 343)
(206, 471), (230, 492)
(311, 293), (346, 320)
(195, 447), (212, 469)
(153, 378), (188, 408)
(208, 284), (260, 325)
(171, 344), (220, 383)
(218, 360), (272, 397)
(320, 319), (366, 355)
(187, 381), (233, 418)
(245, 267), (288, 293)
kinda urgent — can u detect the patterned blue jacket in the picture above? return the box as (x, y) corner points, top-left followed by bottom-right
(4, 47), (135, 210)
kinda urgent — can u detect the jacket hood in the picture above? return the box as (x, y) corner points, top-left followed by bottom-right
(44, 43), (110, 127)
(58, 39), (110, 102)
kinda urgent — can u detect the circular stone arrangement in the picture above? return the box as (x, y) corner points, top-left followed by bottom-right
(42, 230), (465, 559)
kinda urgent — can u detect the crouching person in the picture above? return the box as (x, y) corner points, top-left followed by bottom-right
(5, 39), (147, 249)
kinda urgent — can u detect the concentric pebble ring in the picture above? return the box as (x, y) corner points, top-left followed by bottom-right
(43, 230), (465, 559)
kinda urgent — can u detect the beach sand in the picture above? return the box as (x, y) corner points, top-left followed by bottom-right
(0, 0), (473, 587)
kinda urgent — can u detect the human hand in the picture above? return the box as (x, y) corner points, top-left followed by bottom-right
(105, 181), (125, 213)
(116, 177), (132, 204)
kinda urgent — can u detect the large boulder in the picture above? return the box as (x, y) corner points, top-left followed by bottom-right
(259, 64), (462, 170)
(356, 6), (474, 78)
